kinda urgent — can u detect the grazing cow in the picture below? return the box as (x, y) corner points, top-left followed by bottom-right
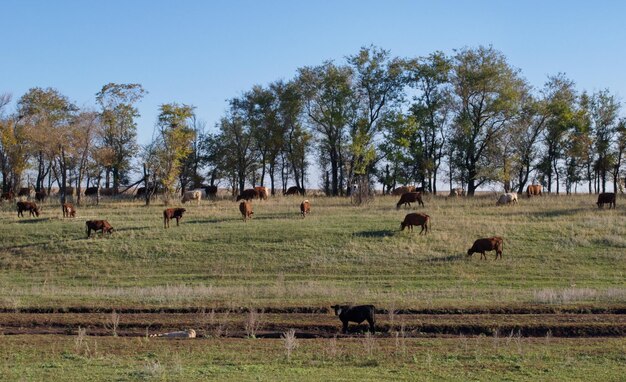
(62, 203), (76, 218)
(331, 305), (376, 334)
(84, 187), (99, 197)
(35, 190), (46, 202)
(396, 192), (425, 209)
(496, 192), (518, 206)
(300, 199), (311, 217)
(182, 190), (202, 205)
(391, 185), (415, 196)
(17, 201), (40, 217)
(284, 186), (305, 196)
(163, 208), (186, 228)
(86, 220), (114, 238)
(400, 213), (430, 235)
(467, 237), (503, 260)
(239, 201), (253, 222)
(1, 191), (14, 201)
(526, 184), (543, 198)
(236, 188), (259, 201)
(449, 188), (465, 197)
(596, 192), (616, 209)
(254, 186), (269, 200)
(205, 185), (218, 198)
(18, 187), (33, 199)
(149, 329), (196, 338)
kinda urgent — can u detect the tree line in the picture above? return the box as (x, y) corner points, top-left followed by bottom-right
(1, 45), (625, 204)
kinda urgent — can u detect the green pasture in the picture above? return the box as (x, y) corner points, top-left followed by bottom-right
(0, 194), (624, 309)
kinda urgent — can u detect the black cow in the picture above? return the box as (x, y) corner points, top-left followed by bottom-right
(596, 192), (616, 209)
(331, 304), (376, 334)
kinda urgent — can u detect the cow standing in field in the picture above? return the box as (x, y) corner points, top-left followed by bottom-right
(400, 213), (430, 234)
(467, 237), (503, 260)
(391, 185), (415, 196)
(254, 186), (269, 200)
(239, 201), (253, 222)
(331, 305), (376, 334)
(284, 186), (305, 196)
(182, 190), (202, 205)
(35, 190), (46, 202)
(396, 192), (425, 209)
(62, 203), (76, 218)
(526, 184), (542, 198)
(1, 191), (14, 201)
(163, 208), (186, 228)
(18, 187), (33, 199)
(596, 192), (616, 209)
(205, 185), (218, 199)
(17, 201), (40, 217)
(496, 193), (518, 206)
(449, 188), (465, 197)
(236, 189), (259, 201)
(300, 199), (311, 217)
(86, 220), (114, 238)
(84, 187), (99, 197)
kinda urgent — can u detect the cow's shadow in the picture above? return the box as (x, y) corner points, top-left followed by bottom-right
(16, 218), (52, 224)
(418, 253), (465, 262)
(353, 230), (395, 238)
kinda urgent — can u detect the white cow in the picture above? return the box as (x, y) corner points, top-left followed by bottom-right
(496, 192), (518, 206)
(182, 190), (202, 205)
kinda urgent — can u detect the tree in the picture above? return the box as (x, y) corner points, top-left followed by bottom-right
(95, 83), (145, 192)
(17, 88), (77, 194)
(590, 89), (620, 193)
(449, 46), (526, 195)
(405, 51), (452, 193)
(346, 46), (405, 194)
(299, 62), (356, 195)
(153, 103), (196, 201)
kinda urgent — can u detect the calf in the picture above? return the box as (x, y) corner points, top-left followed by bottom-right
(62, 203), (76, 218)
(17, 201), (40, 217)
(467, 237), (503, 260)
(496, 192), (518, 206)
(239, 200), (253, 222)
(400, 213), (430, 234)
(331, 305), (376, 334)
(163, 208), (186, 228)
(596, 192), (616, 209)
(236, 188), (259, 201)
(300, 199), (311, 217)
(396, 192), (424, 209)
(86, 220), (114, 238)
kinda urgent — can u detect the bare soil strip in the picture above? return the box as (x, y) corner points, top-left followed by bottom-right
(1, 310), (624, 338)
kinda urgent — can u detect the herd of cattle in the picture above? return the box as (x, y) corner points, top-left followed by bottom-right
(2, 183), (621, 335)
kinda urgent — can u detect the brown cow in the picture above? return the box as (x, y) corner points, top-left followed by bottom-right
(239, 201), (253, 222)
(254, 186), (269, 200)
(284, 186), (305, 196)
(17, 201), (40, 217)
(449, 188), (465, 197)
(391, 185), (416, 196)
(467, 237), (503, 260)
(18, 187), (33, 198)
(62, 203), (76, 218)
(1, 191), (14, 201)
(400, 213), (430, 234)
(236, 188), (259, 201)
(596, 192), (616, 209)
(86, 220), (114, 238)
(526, 184), (543, 198)
(396, 192), (424, 209)
(163, 208), (186, 228)
(35, 190), (47, 202)
(300, 199), (311, 217)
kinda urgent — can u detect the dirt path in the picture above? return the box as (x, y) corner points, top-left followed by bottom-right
(1, 308), (625, 338)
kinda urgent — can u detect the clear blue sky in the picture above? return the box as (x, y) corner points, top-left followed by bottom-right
(2, 0), (625, 147)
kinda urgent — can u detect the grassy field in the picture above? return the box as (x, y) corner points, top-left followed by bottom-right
(0, 193), (625, 310)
